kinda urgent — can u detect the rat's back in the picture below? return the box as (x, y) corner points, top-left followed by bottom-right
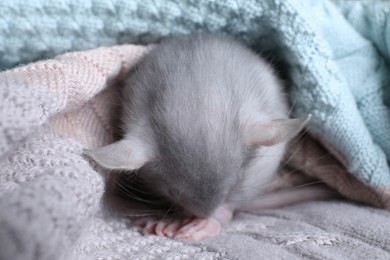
(123, 33), (289, 156)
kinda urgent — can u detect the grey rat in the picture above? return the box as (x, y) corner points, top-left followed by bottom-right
(85, 34), (316, 240)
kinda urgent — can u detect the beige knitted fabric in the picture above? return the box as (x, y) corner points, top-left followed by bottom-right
(0, 44), (153, 260)
(11, 45), (152, 148)
(1, 44), (389, 260)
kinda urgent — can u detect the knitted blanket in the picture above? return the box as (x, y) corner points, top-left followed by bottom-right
(1, 0), (390, 259)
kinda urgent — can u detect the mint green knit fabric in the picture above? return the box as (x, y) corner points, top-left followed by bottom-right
(0, 0), (389, 186)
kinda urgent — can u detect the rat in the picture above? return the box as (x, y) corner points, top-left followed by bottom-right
(84, 33), (317, 240)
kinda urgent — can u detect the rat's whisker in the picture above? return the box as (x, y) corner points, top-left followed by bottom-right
(114, 179), (167, 205)
(232, 147), (331, 194)
(114, 211), (165, 217)
(277, 145), (303, 171)
(124, 213), (164, 217)
(229, 180), (327, 202)
(287, 98), (297, 118)
(160, 201), (177, 223)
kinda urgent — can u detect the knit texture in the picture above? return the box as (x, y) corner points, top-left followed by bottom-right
(1, 0), (390, 259)
(1, 0), (389, 185)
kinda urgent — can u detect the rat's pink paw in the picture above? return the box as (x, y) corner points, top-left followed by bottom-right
(174, 217), (221, 240)
(137, 217), (187, 238)
(136, 204), (232, 240)
(137, 217), (221, 240)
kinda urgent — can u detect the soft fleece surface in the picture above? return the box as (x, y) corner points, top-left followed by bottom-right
(1, 0), (390, 259)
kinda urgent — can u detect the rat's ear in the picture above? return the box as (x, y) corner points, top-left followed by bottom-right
(84, 139), (153, 170)
(246, 114), (312, 146)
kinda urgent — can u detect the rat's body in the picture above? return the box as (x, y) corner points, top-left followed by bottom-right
(85, 34), (312, 240)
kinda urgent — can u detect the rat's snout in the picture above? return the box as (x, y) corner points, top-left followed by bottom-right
(174, 190), (225, 218)
(180, 202), (214, 218)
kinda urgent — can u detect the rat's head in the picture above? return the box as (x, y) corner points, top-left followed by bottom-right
(136, 129), (244, 217)
(85, 130), (241, 217)
(85, 114), (311, 217)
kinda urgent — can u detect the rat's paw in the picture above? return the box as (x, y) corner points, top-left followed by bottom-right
(174, 217), (221, 240)
(137, 217), (188, 238)
(136, 217), (221, 240)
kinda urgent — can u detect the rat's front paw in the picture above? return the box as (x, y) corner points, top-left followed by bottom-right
(137, 217), (221, 240)
(136, 204), (232, 240)
(137, 217), (185, 238)
(174, 217), (221, 240)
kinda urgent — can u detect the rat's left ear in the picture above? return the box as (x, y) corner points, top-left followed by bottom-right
(84, 138), (153, 170)
(246, 114), (312, 146)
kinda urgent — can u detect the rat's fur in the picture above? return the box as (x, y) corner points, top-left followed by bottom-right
(85, 34), (310, 218)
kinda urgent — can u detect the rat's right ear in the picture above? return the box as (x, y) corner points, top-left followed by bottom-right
(84, 139), (153, 170)
(246, 114), (312, 146)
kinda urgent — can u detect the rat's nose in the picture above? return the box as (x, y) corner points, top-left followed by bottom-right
(178, 195), (223, 218)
